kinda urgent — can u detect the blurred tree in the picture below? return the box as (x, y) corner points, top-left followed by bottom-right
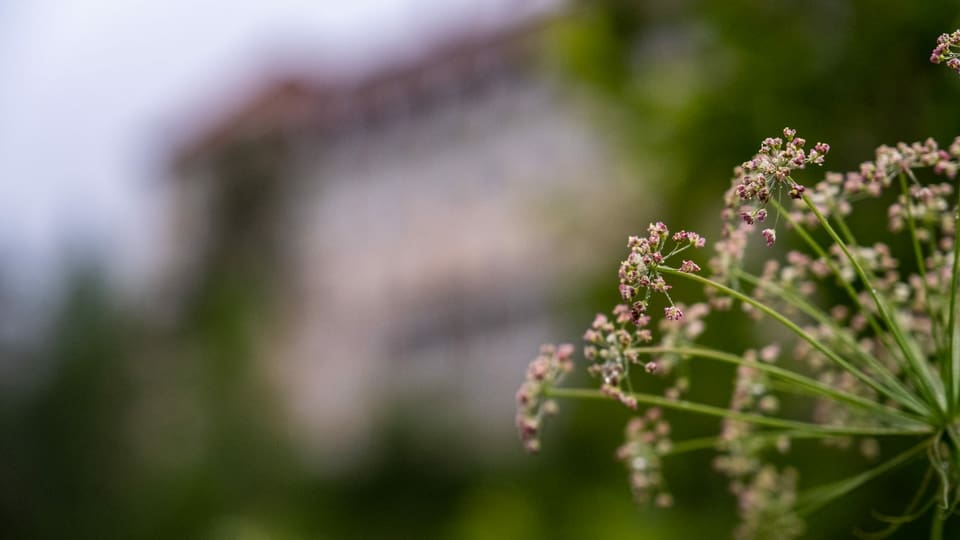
(547, 0), (960, 219)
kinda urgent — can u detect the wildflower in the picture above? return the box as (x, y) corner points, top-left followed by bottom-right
(679, 260), (701, 273)
(663, 306), (684, 321)
(518, 30), (960, 539)
(760, 228), (776, 247)
(616, 410), (674, 505)
(514, 344), (574, 453)
(931, 30), (960, 74)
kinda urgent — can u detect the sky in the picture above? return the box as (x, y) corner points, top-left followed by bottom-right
(0, 0), (554, 309)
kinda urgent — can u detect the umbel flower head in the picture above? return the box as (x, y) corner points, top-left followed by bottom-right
(931, 30), (960, 74)
(515, 343), (574, 453)
(516, 31), (960, 539)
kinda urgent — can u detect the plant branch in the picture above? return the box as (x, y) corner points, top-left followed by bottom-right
(734, 269), (927, 415)
(659, 266), (932, 417)
(544, 387), (932, 437)
(627, 345), (926, 426)
(948, 183), (960, 411)
(801, 193), (946, 416)
(795, 437), (931, 516)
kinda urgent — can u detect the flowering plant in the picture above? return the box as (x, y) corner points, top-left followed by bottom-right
(517, 32), (960, 539)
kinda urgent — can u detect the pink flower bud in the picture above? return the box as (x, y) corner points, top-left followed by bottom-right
(761, 228), (777, 247)
(664, 306), (684, 321)
(680, 260), (701, 273)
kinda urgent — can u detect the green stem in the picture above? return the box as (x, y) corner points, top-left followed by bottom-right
(659, 266), (930, 416)
(627, 345), (926, 426)
(734, 270), (928, 416)
(665, 430), (853, 457)
(900, 170), (943, 354)
(931, 507), (945, 540)
(944, 425), (960, 514)
(948, 184), (960, 411)
(900, 169), (952, 419)
(795, 437), (931, 516)
(661, 435), (720, 456)
(661, 430), (808, 456)
(545, 387), (932, 437)
(928, 432), (953, 510)
(801, 193), (945, 416)
(772, 198), (922, 400)
(854, 467), (934, 539)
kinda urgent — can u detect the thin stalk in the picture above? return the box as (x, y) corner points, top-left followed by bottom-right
(772, 197), (893, 340)
(545, 387), (932, 437)
(833, 188), (950, 411)
(764, 380), (923, 433)
(944, 424), (960, 513)
(772, 198), (930, 406)
(802, 193), (946, 416)
(928, 433), (952, 510)
(627, 345), (926, 426)
(659, 266), (930, 416)
(661, 435), (720, 456)
(899, 171), (943, 355)
(795, 437), (931, 516)
(931, 507), (945, 540)
(665, 430), (857, 457)
(948, 185), (960, 409)
(854, 468), (934, 540)
(735, 270), (927, 416)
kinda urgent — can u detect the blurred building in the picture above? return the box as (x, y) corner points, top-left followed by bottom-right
(167, 15), (636, 470)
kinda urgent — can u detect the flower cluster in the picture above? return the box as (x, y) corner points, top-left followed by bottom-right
(710, 352), (808, 540)
(732, 466), (804, 540)
(615, 409), (674, 507)
(515, 30), (960, 539)
(711, 128), (830, 286)
(729, 128), (829, 231)
(618, 222), (705, 323)
(931, 29), (960, 73)
(652, 302), (709, 398)
(515, 344), (574, 453)
(790, 138), (960, 229)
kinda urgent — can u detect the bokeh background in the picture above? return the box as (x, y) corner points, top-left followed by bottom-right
(3, 1), (960, 538)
